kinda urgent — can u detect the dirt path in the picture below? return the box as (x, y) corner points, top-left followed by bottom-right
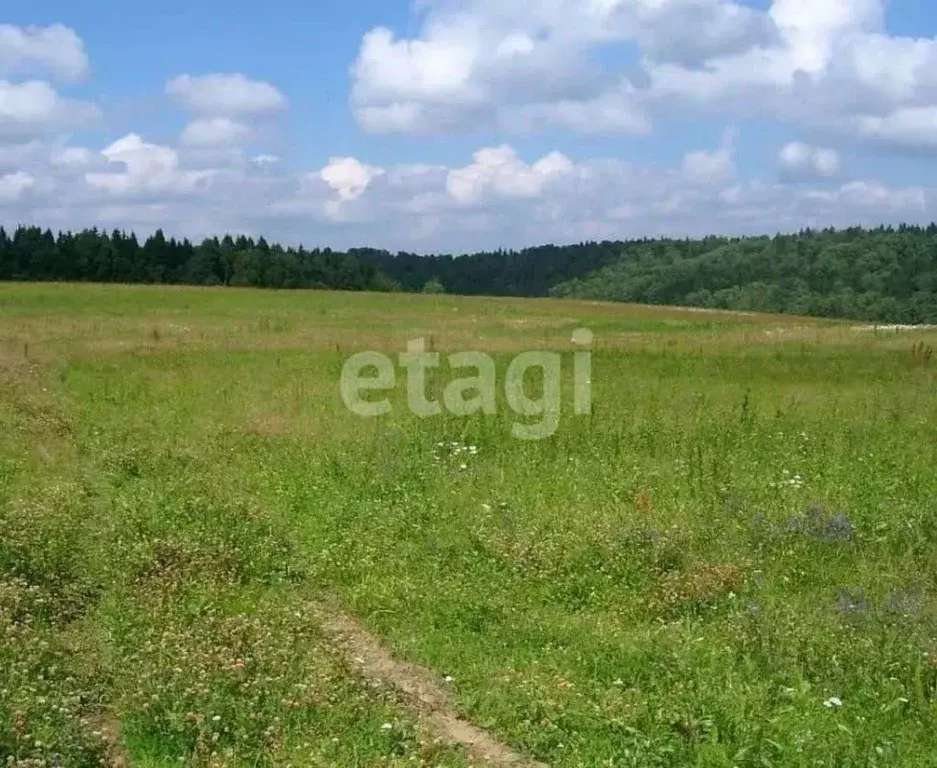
(86, 712), (127, 768)
(313, 605), (548, 767)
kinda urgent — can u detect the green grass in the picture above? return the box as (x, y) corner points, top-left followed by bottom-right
(2, 282), (937, 766)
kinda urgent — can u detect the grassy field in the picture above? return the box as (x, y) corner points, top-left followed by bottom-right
(3, 283), (937, 767)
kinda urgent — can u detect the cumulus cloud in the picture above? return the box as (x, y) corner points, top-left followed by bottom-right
(0, 170), (34, 202)
(1, 134), (932, 252)
(258, 140), (931, 250)
(52, 146), (93, 167)
(320, 157), (383, 201)
(851, 108), (937, 151)
(86, 134), (211, 196)
(350, 6), (653, 134)
(682, 128), (737, 183)
(641, 0), (937, 154)
(778, 141), (840, 180)
(0, 7), (932, 255)
(0, 80), (99, 141)
(180, 117), (252, 147)
(446, 145), (574, 204)
(0, 24), (98, 147)
(167, 73), (287, 116)
(634, 0), (777, 67)
(350, 0), (781, 133)
(348, 0), (937, 153)
(0, 24), (89, 82)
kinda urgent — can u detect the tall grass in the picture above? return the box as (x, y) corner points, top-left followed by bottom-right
(2, 283), (937, 765)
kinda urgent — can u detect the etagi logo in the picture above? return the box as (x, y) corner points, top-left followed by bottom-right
(340, 329), (594, 440)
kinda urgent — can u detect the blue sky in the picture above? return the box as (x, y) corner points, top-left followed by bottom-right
(2, 0), (937, 252)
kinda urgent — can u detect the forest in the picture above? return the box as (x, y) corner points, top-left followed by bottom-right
(3, 223), (937, 323)
(549, 226), (937, 324)
(0, 227), (397, 293)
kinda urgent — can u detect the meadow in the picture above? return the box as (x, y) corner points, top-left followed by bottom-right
(2, 282), (937, 767)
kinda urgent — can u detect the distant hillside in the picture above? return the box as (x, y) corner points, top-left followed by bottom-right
(3, 224), (937, 323)
(548, 227), (937, 324)
(349, 242), (626, 297)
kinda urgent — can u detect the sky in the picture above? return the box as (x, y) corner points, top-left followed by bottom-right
(2, 0), (937, 253)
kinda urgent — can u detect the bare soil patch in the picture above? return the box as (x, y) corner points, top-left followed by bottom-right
(313, 605), (547, 766)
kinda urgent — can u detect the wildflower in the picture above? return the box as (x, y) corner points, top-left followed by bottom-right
(782, 504), (855, 543)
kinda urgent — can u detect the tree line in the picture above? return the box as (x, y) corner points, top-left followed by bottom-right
(3, 224), (937, 323)
(0, 227), (397, 292)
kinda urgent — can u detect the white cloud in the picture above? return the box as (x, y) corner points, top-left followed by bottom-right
(446, 145), (574, 204)
(851, 107), (937, 151)
(0, 80), (99, 140)
(252, 154), (280, 167)
(0, 80), (58, 124)
(52, 146), (92, 166)
(0, 140), (44, 170)
(682, 128), (737, 183)
(355, 26), (479, 106)
(0, 6), (933, 252)
(633, 0), (776, 67)
(832, 180), (925, 212)
(502, 85), (652, 135)
(348, 0), (937, 153)
(320, 157), (383, 201)
(0, 170), (34, 202)
(0, 24), (89, 82)
(778, 141), (840, 180)
(769, 0), (883, 74)
(86, 133), (211, 196)
(350, 6), (654, 134)
(180, 117), (252, 147)
(350, 0), (770, 134)
(238, 142), (935, 250)
(0, 135), (928, 252)
(642, 0), (937, 153)
(167, 73), (287, 115)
